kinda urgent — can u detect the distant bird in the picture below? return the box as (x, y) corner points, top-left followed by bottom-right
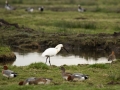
(60, 66), (89, 81)
(25, 7), (34, 12)
(19, 77), (52, 85)
(2, 65), (17, 79)
(42, 44), (68, 66)
(108, 51), (116, 61)
(78, 5), (85, 12)
(5, 0), (16, 10)
(38, 6), (44, 12)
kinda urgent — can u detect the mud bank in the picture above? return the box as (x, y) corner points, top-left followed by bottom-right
(0, 19), (120, 53)
(0, 52), (16, 63)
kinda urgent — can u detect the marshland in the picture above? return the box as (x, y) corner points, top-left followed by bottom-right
(0, 0), (120, 90)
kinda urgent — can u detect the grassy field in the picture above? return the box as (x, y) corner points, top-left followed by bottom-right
(0, 61), (120, 90)
(0, 0), (120, 34)
(0, 0), (120, 90)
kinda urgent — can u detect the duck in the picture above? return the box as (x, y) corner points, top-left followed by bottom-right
(25, 7), (34, 12)
(33, 78), (52, 85)
(38, 6), (44, 12)
(2, 65), (18, 79)
(108, 51), (116, 61)
(78, 5), (85, 12)
(19, 77), (37, 85)
(5, 0), (16, 10)
(71, 73), (89, 81)
(19, 77), (52, 85)
(60, 66), (89, 81)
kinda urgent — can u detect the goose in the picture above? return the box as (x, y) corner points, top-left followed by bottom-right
(19, 77), (52, 85)
(5, 0), (16, 10)
(2, 65), (17, 79)
(78, 5), (85, 12)
(60, 66), (89, 81)
(42, 44), (68, 66)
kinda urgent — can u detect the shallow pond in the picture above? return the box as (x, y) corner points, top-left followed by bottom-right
(12, 51), (112, 66)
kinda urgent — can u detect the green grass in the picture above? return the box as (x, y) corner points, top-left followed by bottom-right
(0, 61), (120, 90)
(0, 0), (120, 35)
(89, 64), (109, 69)
(0, 46), (11, 55)
(0, 0), (120, 89)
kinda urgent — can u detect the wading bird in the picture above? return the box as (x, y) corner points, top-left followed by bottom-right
(2, 65), (17, 79)
(108, 51), (116, 61)
(42, 44), (68, 66)
(60, 66), (89, 81)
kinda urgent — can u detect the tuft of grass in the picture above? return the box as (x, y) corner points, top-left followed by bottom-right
(28, 62), (49, 70)
(108, 71), (120, 81)
(0, 46), (11, 55)
(88, 64), (109, 69)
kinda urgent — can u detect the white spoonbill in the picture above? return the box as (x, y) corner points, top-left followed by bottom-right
(42, 44), (68, 66)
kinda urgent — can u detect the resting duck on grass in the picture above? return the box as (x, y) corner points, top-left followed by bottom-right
(2, 65), (17, 79)
(19, 77), (52, 85)
(19, 77), (37, 85)
(60, 66), (89, 81)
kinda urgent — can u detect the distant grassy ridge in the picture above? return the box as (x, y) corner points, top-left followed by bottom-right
(0, 0), (120, 35)
(0, 8), (120, 34)
(0, 46), (16, 62)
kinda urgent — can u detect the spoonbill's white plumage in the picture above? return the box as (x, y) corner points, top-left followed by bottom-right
(42, 44), (68, 66)
(60, 66), (89, 81)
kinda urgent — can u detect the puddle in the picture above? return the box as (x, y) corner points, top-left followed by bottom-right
(12, 52), (112, 66)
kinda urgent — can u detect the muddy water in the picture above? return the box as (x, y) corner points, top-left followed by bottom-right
(12, 51), (112, 66)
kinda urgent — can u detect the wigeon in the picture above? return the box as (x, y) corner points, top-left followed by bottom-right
(2, 65), (17, 79)
(59, 66), (72, 81)
(19, 77), (37, 85)
(60, 66), (89, 81)
(19, 77), (52, 85)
